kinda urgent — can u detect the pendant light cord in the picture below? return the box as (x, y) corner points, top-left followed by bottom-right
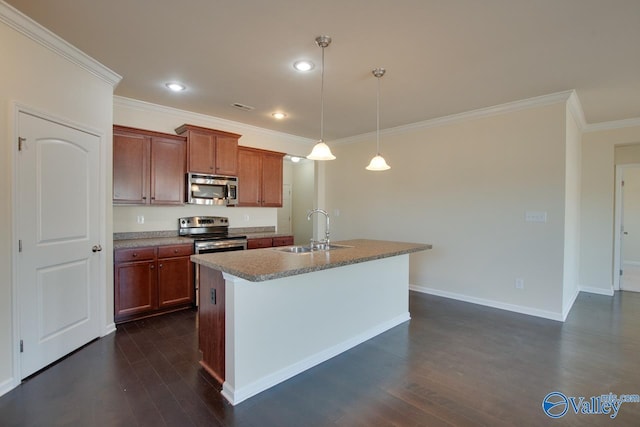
(376, 74), (380, 155)
(320, 44), (325, 142)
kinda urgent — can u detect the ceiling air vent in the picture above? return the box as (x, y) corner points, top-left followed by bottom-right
(231, 103), (255, 112)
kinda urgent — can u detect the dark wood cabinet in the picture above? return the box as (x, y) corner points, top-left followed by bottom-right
(237, 147), (285, 207)
(114, 243), (194, 324)
(247, 235), (294, 249)
(157, 245), (194, 308)
(198, 267), (226, 385)
(175, 124), (240, 176)
(113, 125), (186, 205)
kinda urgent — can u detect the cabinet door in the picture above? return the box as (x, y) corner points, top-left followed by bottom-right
(237, 148), (262, 207)
(247, 237), (273, 249)
(261, 152), (284, 207)
(199, 267), (225, 385)
(157, 256), (193, 308)
(114, 260), (157, 320)
(151, 137), (186, 205)
(215, 135), (238, 176)
(187, 130), (215, 173)
(113, 131), (150, 204)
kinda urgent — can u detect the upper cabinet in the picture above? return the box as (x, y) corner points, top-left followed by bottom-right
(175, 124), (240, 176)
(113, 125), (186, 205)
(237, 147), (285, 207)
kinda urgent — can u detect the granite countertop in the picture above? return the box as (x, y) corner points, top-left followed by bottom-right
(191, 239), (432, 282)
(113, 236), (194, 249)
(242, 232), (294, 239)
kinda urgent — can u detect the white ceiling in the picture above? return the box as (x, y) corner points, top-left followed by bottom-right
(6, 0), (640, 140)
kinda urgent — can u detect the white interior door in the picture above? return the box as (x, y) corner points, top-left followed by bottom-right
(621, 167), (640, 292)
(277, 183), (292, 234)
(17, 111), (101, 378)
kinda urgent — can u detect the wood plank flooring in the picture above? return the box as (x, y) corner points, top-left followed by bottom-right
(1, 291), (639, 426)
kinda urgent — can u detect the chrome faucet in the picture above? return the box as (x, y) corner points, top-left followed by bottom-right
(307, 209), (330, 250)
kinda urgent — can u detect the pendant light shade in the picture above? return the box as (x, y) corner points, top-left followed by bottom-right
(307, 35), (336, 161)
(366, 67), (390, 171)
(366, 154), (390, 170)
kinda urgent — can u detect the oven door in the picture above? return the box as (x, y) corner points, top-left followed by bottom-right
(193, 239), (247, 306)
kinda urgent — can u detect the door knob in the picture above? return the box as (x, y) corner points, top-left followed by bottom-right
(92, 245), (103, 252)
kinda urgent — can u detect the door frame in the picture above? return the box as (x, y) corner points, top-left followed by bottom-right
(10, 103), (108, 387)
(613, 163), (640, 291)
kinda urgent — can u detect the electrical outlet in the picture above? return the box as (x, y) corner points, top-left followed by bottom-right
(243, 214), (250, 222)
(515, 278), (524, 289)
(525, 211), (547, 223)
(136, 215), (144, 224)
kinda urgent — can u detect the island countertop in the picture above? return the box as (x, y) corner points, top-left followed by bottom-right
(191, 239), (431, 282)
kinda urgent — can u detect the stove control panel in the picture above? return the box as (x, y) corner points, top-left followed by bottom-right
(179, 216), (229, 228)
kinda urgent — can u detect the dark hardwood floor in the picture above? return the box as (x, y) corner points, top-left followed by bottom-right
(1, 291), (639, 426)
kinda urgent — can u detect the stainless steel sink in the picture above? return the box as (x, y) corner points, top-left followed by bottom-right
(274, 244), (353, 254)
(275, 246), (313, 253)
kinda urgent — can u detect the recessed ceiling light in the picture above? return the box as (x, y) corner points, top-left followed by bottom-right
(293, 60), (314, 72)
(290, 156), (301, 163)
(166, 82), (186, 92)
(272, 112), (287, 120)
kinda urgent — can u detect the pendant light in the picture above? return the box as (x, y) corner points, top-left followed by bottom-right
(307, 35), (336, 161)
(366, 68), (390, 171)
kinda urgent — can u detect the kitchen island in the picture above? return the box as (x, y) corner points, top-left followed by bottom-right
(191, 239), (431, 405)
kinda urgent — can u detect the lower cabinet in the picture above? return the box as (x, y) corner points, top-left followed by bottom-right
(114, 243), (194, 324)
(247, 235), (294, 249)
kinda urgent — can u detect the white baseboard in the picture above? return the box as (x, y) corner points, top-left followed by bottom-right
(562, 287), (580, 321)
(0, 377), (17, 398)
(579, 285), (614, 296)
(101, 322), (116, 337)
(222, 312), (411, 406)
(409, 285), (564, 322)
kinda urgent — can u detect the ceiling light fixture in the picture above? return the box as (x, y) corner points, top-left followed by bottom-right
(272, 112), (287, 120)
(290, 156), (301, 163)
(294, 60), (314, 72)
(307, 35), (336, 161)
(366, 68), (390, 171)
(165, 82), (186, 92)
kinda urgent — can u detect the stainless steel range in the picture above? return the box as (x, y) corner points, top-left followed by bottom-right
(179, 216), (247, 253)
(179, 216), (246, 305)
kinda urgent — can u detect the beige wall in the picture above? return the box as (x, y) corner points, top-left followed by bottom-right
(292, 160), (315, 244)
(0, 17), (115, 392)
(562, 105), (582, 315)
(325, 102), (570, 319)
(113, 98), (312, 233)
(580, 127), (640, 293)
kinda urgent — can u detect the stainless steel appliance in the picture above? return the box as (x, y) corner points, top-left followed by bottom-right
(186, 173), (238, 206)
(179, 216), (247, 305)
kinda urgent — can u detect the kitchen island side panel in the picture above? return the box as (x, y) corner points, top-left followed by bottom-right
(222, 254), (410, 404)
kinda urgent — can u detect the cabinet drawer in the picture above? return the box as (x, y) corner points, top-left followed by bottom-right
(158, 244), (193, 258)
(247, 237), (273, 249)
(272, 236), (294, 247)
(115, 247), (156, 262)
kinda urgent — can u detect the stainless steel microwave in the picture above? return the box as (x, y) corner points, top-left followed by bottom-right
(186, 173), (238, 206)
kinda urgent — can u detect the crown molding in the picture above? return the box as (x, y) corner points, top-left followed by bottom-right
(333, 90), (576, 145)
(566, 90), (586, 130)
(0, 1), (121, 87)
(584, 117), (640, 133)
(114, 96), (315, 144)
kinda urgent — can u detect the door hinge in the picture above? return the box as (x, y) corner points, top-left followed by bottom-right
(18, 137), (26, 151)
(20, 340), (23, 353)
(620, 269), (624, 276)
(19, 240), (22, 253)
(622, 180), (625, 187)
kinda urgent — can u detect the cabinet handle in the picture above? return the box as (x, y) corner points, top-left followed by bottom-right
(159, 263), (163, 268)
(151, 197), (155, 200)
(132, 253), (138, 257)
(174, 249), (179, 254)
(142, 197), (147, 200)
(150, 264), (154, 269)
